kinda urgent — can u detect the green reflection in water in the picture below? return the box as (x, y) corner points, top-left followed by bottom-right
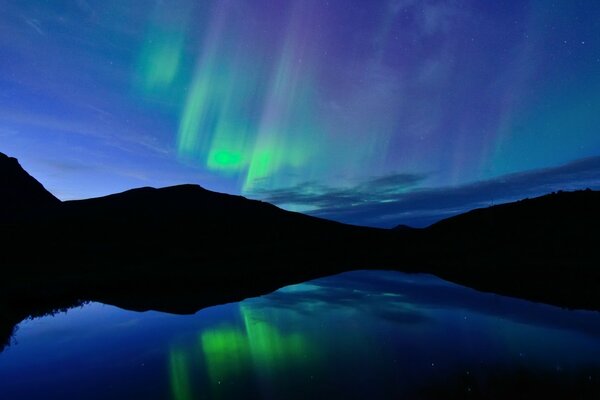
(200, 326), (251, 384)
(241, 305), (309, 369)
(168, 303), (314, 399)
(169, 349), (193, 400)
(200, 305), (311, 383)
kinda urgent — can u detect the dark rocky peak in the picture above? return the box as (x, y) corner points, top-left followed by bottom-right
(0, 152), (60, 217)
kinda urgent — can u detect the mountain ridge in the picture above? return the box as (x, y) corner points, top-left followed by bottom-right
(1, 151), (599, 349)
(0, 152), (60, 217)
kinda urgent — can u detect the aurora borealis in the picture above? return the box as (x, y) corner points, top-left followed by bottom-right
(1, 0), (600, 226)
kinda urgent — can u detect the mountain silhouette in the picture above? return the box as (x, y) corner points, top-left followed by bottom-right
(417, 189), (599, 309)
(392, 224), (416, 231)
(0, 152), (59, 218)
(1, 152), (599, 350)
(0, 152), (401, 316)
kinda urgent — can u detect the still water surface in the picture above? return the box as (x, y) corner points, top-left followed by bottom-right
(1, 270), (600, 399)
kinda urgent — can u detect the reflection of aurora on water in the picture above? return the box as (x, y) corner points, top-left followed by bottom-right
(165, 271), (600, 400)
(166, 278), (413, 400)
(2, 272), (600, 399)
(168, 304), (313, 400)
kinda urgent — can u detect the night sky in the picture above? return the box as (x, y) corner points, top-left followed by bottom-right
(1, 0), (599, 227)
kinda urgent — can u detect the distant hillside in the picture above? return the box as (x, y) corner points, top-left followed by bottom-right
(430, 189), (598, 232)
(425, 189), (598, 266)
(392, 224), (417, 231)
(418, 189), (600, 309)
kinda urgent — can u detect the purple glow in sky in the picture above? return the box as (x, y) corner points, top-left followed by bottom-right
(1, 0), (599, 226)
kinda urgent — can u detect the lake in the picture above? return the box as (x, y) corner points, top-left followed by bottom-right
(1, 270), (599, 399)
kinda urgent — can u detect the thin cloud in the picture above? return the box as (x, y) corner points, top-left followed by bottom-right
(24, 18), (45, 36)
(252, 157), (600, 228)
(251, 172), (428, 210)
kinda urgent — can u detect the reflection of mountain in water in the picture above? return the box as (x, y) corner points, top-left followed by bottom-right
(4, 271), (600, 399)
(1, 150), (600, 351)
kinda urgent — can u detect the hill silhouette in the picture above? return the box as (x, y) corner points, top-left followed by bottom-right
(0, 152), (406, 349)
(0, 153), (59, 218)
(1, 151), (599, 350)
(417, 190), (599, 309)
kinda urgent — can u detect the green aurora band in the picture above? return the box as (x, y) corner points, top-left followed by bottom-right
(141, 2), (325, 193)
(3, 1), (600, 219)
(133, 0), (600, 202)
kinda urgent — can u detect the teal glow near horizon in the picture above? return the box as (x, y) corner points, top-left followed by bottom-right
(2, 1), (600, 226)
(2, 273), (600, 399)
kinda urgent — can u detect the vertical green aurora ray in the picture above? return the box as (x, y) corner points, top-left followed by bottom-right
(243, 3), (322, 191)
(205, 45), (266, 174)
(175, 3), (271, 175)
(134, 2), (193, 100)
(176, 4), (230, 160)
(173, 2), (323, 190)
(136, 28), (185, 93)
